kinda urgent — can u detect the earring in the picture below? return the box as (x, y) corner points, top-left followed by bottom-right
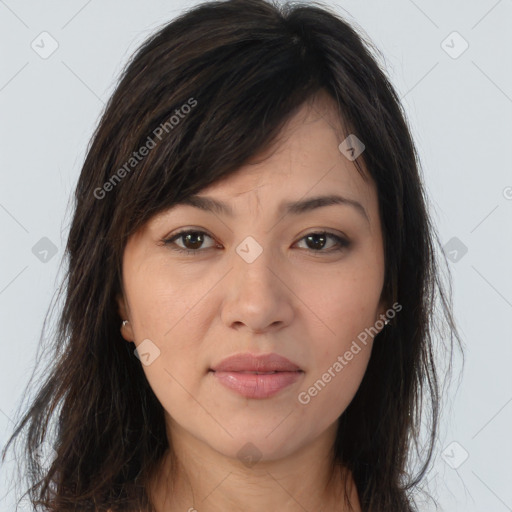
(122, 320), (129, 328)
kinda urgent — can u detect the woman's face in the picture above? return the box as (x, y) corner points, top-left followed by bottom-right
(118, 92), (388, 463)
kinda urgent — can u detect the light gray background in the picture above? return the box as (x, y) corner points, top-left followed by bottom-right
(1, 1), (511, 510)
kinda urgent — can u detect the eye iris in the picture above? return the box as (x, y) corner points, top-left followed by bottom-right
(183, 232), (204, 250)
(306, 233), (326, 250)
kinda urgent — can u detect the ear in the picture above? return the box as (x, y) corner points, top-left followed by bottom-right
(117, 292), (134, 342)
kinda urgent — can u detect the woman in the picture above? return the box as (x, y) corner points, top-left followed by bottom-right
(2, 0), (462, 510)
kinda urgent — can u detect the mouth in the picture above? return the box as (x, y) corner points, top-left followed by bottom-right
(208, 368), (304, 399)
(208, 352), (304, 399)
(227, 370), (283, 374)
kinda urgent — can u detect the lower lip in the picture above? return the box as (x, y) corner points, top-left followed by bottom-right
(210, 370), (303, 399)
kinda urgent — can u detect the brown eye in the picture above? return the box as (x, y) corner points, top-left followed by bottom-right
(296, 232), (350, 253)
(163, 229), (349, 256)
(164, 230), (217, 255)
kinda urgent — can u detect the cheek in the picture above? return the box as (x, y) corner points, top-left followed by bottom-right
(123, 265), (211, 406)
(297, 337), (373, 425)
(125, 261), (202, 341)
(298, 259), (384, 341)
(293, 254), (382, 416)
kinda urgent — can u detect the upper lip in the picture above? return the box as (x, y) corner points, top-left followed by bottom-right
(210, 353), (302, 372)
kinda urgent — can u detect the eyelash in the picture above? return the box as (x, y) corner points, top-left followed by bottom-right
(162, 229), (350, 256)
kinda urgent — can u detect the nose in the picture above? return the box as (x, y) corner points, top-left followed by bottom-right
(220, 238), (294, 335)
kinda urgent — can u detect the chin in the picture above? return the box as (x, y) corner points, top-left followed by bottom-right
(195, 424), (308, 464)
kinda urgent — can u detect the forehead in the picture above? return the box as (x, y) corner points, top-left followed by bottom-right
(144, 90), (380, 236)
(191, 92), (377, 218)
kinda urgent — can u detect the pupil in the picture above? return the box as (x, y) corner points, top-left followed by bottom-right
(307, 234), (326, 250)
(185, 232), (203, 249)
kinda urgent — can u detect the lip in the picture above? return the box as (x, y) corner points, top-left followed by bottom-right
(209, 352), (304, 399)
(210, 352), (302, 372)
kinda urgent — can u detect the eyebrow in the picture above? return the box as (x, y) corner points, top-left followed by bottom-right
(176, 193), (369, 224)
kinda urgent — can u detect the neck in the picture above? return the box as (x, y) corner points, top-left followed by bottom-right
(147, 421), (361, 512)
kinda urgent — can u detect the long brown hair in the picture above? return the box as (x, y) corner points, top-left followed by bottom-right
(2, 0), (462, 510)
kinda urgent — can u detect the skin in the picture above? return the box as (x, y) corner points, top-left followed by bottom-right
(117, 90), (388, 512)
